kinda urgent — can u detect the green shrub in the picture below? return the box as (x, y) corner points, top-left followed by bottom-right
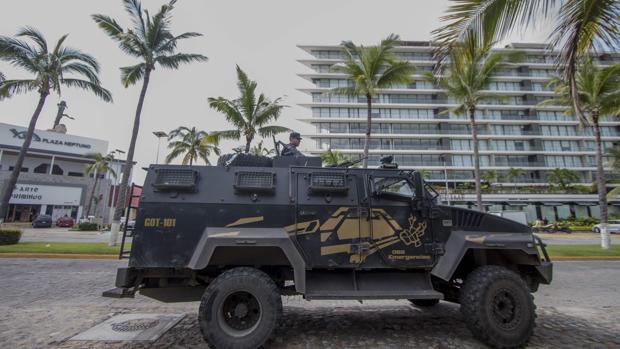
(0, 228), (22, 245)
(76, 222), (98, 231)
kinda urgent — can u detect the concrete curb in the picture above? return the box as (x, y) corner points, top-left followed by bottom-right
(0, 253), (118, 259)
(0, 253), (618, 261)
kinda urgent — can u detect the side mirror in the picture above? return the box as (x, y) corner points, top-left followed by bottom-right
(412, 171), (424, 199)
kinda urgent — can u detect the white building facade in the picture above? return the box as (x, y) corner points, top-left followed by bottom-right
(0, 122), (129, 224)
(297, 42), (620, 221)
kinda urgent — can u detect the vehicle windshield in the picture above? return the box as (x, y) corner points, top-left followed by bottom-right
(374, 177), (415, 197)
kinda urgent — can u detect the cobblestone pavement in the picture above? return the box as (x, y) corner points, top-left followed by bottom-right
(0, 259), (619, 348)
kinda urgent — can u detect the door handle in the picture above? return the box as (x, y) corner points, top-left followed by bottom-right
(298, 210), (316, 217)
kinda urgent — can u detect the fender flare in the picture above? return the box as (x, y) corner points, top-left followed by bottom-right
(187, 227), (307, 293)
(431, 231), (540, 282)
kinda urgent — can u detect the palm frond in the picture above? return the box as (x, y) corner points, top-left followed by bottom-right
(211, 129), (241, 140)
(208, 97), (246, 128)
(91, 14), (125, 41)
(120, 63), (146, 87)
(16, 26), (48, 53)
(0, 79), (38, 96)
(61, 78), (113, 102)
(156, 32), (202, 53)
(257, 126), (290, 138)
(156, 53), (208, 69)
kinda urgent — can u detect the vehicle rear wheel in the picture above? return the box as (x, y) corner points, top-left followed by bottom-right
(409, 299), (440, 307)
(460, 266), (535, 349)
(199, 267), (282, 349)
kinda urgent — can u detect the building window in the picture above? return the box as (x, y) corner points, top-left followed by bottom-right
(34, 164), (49, 174)
(68, 172), (84, 177)
(8, 166), (28, 173)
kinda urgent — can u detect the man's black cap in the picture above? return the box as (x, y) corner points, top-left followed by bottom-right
(290, 131), (302, 140)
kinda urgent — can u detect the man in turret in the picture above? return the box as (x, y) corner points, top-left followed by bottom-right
(281, 131), (302, 157)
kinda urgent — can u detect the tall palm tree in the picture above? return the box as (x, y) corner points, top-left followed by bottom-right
(209, 65), (289, 153)
(93, 0), (207, 244)
(331, 34), (414, 168)
(543, 60), (620, 248)
(425, 31), (522, 211)
(433, 0), (620, 127)
(0, 27), (112, 222)
(84, 153), (117, 218)
(506, 167), (524, 192)
(165, 126), (220, 165)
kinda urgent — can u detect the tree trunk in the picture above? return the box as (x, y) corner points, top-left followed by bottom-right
(86, 174), (99, 218)
(593, 116), (610, 249)
(0, 91), (49, 222)
(362, 93), (372, 168)
(244, 135), (252, 153)
(469, 108), (483, 211)
(109, 69), (151, 246)
(52, 101), (67, 129)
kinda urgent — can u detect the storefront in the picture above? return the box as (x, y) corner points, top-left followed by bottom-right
(6, 183), (83, 222)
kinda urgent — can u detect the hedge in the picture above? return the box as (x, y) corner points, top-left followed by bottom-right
(76, 222), (98, 231)
(0, 228), (22, 245)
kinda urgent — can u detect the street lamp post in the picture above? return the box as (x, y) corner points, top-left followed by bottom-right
(153, 131), (168, 164)
(108, 149), (125, 224)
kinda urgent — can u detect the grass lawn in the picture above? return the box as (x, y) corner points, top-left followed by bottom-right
(0, 242), (130, 255)
(545, 244), (620, 257)
(0, 242), (618, 258)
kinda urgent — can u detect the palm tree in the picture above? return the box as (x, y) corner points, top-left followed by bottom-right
(250, 140), (275, 156)
(209, 65), (289, 153)
(331, 34), (413, 168)
(424, 31), (522, 211)
(506, 167), (524, 192)
(605, 144), (620, 202)
(93, 0), (207, 244)
(482, 170), (498, 188)
(320, 149), (347, 166)
(84, 153), (117, 218)
(546, 168), (580, 191)
(543, 60), (620, 248)
(165, 126), (220, 165)
(0, 27), (112, 222)
(433, 0), (620, 127)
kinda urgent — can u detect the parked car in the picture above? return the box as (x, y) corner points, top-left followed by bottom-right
(120, 218), (135, 232)
(592, 220), (620, 234)
(56, 215), (75, 228)
(32, 214), (53, 228)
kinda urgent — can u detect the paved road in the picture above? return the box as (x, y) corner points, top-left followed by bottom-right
(0, 259), (618, 348)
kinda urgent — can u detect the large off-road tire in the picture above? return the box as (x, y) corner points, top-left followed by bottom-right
(460, 266), (535, 349)
(217, 153), (273, 167)
(409, 299), (440, 307)
(198, 267), (282, 349)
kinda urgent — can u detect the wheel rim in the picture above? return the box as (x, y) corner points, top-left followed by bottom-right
(218, 291), (262, 337)
(491, 288), (521, 330)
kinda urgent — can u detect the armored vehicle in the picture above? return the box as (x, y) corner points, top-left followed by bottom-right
(105, 154), (552, 349)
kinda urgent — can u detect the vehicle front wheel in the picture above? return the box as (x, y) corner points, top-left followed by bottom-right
(409, 299), (440, 307)
(593, 227), (601, 234)
(199, 267), (282, 349)
(460, 266), (535, 348)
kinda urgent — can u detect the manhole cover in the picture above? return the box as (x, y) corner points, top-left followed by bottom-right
(70, 313), (185, 341)
(112, 319), (160, 332)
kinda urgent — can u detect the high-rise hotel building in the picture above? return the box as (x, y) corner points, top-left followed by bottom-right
(297, 42), (620, 221)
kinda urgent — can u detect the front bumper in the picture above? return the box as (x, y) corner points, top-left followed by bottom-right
(534, 235), (553, 284)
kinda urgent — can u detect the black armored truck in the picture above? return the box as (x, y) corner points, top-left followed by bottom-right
(105, 154), (552, 349)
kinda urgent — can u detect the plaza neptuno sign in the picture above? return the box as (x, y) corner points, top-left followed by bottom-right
(10, 184), (82, 206)
(1, 122), (108, 156)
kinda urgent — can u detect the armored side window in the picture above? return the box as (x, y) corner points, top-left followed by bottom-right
(152, 168), (199, 192)
(308, 172), (348, 193)
(234, 171), (276, 193)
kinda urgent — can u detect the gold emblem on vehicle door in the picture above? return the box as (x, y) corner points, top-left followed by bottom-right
(399, 215), (427, 247)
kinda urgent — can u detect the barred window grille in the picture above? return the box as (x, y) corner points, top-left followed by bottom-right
(309, 172), (348, 193)
(153, 169), (198, 191)
(234, 171), (275, 191)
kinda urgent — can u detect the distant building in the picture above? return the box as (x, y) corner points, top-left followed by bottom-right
(297, 42), (620, 221)
(0, 122), (131, 224)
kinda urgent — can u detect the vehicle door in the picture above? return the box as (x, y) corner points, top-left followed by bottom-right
(293, 168), (363, 268)
(361, 172), (435, 268)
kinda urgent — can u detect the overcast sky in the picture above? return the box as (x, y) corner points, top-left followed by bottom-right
(0, 0), (550, 183)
